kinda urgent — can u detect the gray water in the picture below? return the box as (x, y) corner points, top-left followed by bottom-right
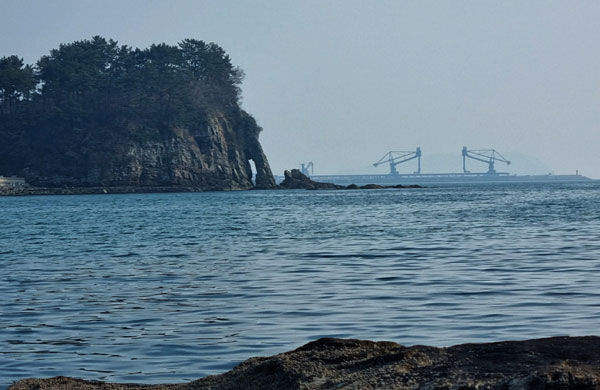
(1, 182), (600, 388)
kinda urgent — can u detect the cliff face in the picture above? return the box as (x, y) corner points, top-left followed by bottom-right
(21, 110), (275, 190)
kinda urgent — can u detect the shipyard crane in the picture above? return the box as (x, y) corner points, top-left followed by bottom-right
(462, 146), (510, 174)
(300, 162), (314, 176)
(373, 147), (421, 175)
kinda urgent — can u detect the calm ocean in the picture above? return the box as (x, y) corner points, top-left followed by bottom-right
(1, 182), (600, 388)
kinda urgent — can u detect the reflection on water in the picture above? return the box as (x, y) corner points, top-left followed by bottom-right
(1, 182), (600, 387)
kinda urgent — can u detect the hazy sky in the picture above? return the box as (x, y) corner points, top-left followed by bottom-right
(1, 1), (599, 177)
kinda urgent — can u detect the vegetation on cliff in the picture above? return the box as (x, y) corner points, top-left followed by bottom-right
(0, 36), (275, 189)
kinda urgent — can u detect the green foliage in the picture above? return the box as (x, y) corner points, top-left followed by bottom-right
(36, 36), (118, 98)
(1, 35), (244, 116)
(179, 39), (244, 106)
(0, 55), (35, 113)
(29, 36), (242, 123)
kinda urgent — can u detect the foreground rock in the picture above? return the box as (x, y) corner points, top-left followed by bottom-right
(279, 169), (422, 190)
(10, 336), (600, 390)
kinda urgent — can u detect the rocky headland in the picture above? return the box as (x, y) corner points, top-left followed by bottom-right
(0, 37), (275, 191)
(9, 336), (600, 390)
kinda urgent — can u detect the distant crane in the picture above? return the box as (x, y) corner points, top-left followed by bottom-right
(300, 162), (314, 176)
(462, 146), (510, 174)
(373, 147), (421, 175)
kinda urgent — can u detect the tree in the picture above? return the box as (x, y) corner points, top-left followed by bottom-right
(179, 39), (244, 107)
(36, 36), (118, 102)
(0, 55), (35, 116)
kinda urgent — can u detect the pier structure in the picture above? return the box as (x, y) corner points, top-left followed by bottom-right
(283, 147), (591, 185)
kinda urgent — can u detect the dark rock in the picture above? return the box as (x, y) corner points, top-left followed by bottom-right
(358, 184), (423, 189)
(278, 171), (424, 191)
(279, 169), (342, 190)
(359, 184), (384, 189)
(9, 336), (600, 390)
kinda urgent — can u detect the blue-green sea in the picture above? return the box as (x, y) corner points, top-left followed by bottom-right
(2, 182), (600, 388)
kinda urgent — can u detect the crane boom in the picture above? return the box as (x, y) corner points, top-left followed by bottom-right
(300, 162), (314, 176)
(462, 146), (510, 174)
(373, 147), (421, 175)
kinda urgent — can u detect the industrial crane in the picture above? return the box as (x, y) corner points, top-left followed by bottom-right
(373, 147), (421, 175)
(300, 162), (314, 176)
(462, 147), (510, 174)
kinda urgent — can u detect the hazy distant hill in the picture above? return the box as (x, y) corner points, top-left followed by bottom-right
(0, 36), (275, 189)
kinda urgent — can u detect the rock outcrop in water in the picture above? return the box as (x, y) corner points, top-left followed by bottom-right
(10, 336), (600, 390)
(279, 169), (343, 189)
(0, 37), (275, 190)
(278, 169), (423, 190)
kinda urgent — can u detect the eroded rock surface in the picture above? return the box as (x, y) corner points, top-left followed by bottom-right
(10, 336), (600, 390)
(17, 111), (276, 190)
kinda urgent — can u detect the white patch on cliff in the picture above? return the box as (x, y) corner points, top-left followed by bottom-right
(249, 159), (257, 185)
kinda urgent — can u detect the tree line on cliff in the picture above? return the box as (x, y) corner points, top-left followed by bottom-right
(0, 36), (257, 178)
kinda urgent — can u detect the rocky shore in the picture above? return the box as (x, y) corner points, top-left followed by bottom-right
(9, 336), (600, 390)
(0, 169), (422, 196)
(0, 185), (242, 197)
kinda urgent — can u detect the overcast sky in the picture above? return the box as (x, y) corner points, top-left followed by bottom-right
(1, 1), (599, 178)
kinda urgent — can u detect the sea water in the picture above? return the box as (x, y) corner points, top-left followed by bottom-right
(1, 182), (600, 388)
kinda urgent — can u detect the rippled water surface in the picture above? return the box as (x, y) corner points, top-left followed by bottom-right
(2, 182), (600, 388)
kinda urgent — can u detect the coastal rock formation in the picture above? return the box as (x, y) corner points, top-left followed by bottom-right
(279, 169), (342, 189)
(0, 37), (276, 190)
(18, 111), (275, 190)
(278, 169), (423, 191)
(10, 336), (600, 390)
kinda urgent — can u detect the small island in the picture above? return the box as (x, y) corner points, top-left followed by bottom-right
(0, 37), (275, 191)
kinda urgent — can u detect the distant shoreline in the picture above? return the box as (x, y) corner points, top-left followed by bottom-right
(0, 183), (423, 197)
(0, 186), (238, 197)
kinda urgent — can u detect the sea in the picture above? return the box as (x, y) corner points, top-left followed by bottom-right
(1, 182), (600, 388)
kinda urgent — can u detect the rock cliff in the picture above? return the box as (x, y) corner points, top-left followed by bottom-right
(21, 110), (275, 190)
(9, 336), (600, 390)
